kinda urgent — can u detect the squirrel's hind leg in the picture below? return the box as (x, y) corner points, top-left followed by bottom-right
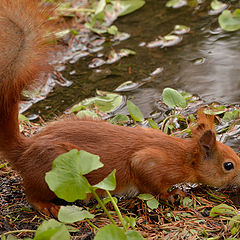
(21, 141), (80, 218)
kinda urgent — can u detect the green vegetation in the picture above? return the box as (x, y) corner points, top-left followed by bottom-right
(70, 90), (123, 115)
(162, 88), (186, 109)
(4, 87), (238, 239)
(2, 0), (240, 239)
(51, 0), (145, 37)
(1, 88), (240, 240)
(84, 0), (145, 34)
(219, 9), (240, 32)
(2, 150), (144, 239)
(46, 150), (144, 239)
(47, 0), (240, 43)
(165, 0), (240, 32)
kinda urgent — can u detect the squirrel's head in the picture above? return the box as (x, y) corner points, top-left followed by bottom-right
(195, 129), (240, 188)
(191, 111), (240, 188)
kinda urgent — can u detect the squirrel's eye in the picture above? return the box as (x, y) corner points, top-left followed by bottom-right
(224, 162), (234, 171)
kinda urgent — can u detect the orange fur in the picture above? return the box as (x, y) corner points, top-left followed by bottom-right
(191, 109), (216, 137)
(1, 0), (240, 217)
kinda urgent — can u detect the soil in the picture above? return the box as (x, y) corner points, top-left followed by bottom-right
(1, 155), (240, 239)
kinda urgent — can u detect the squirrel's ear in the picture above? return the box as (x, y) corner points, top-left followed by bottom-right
(199, 130), (216, 159)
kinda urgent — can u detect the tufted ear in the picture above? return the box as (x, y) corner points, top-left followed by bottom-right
(199, 130), (216, 159)
(191, 111), (216, 138)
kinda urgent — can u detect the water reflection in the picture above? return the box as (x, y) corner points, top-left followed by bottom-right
(26, 0), (240, 119)
(115, 0), (240, 111)
(177, 33), (240, 103)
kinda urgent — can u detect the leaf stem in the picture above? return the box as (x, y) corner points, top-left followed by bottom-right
(86, 219), (99, 231)
(161, 115), (177, 132)
(91, 189), (116, 225)
(106, 190), (128, 232)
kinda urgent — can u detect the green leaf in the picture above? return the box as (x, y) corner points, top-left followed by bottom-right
(211, 0), (226, 11)
(148, 119), (159, 129)
(70, 104), (85, 113)
(70, 30), (79, 36)
(181, 91), (192, 100)
(209, 204), (237, 217)
(119, 49), (136, 56)
(71, 91), (123, 114)
(166, 0), (186, 8)
(55, 150), (102, 176)
(110, 114), (129, 125)
(164, 35), (179, 41)
(229, 215), (240, 235)
(18, 114), (29, 122)
(113, 0), (146, 17)
(222, 110), (240, 122)
(162, 88), (186, 108)
(94, 11), (105, 22)
(138, 193), (154, 201)
(203, 106), (226, 115)
(187, 0), (198, 8)
(6, 236), (18, 240)
(219, 9), (240, 32)
(107, 25), (119, 35)
(138, 193), (159, 209)
(45, 150), (103, 201)
(93, 169), (116, 191)
(0, 163), (7, 169)
(95, 0), (106, 15)
(174, 25), (190, 34)
(85, 23), (107, 35)
(76, 110), (99, 119)
(127, 100), (144, 122)
(234, 9), (240, 18)
(126, 230), (145, 240)
(58, 206), (95, 224)
(115, 81), (139, 92)
(124, 216), (136, 229)
(34, 219), (70, 240)
(146, 198), (159, 210)
(94, 224), (127, 240)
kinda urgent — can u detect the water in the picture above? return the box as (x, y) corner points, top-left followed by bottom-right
(114, 0), (240, 107)
(26, 0), (240, 119)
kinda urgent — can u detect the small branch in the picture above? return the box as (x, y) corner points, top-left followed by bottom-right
(57, 7), (95, 13)
(2, 229), (35, 236)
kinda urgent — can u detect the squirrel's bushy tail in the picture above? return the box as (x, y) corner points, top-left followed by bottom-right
(0, 0), (53, 114)
(0, 0), (53, 152)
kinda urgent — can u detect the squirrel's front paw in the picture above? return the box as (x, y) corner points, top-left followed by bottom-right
(167, 189), (185, 203)
(31, 200), (60, 218)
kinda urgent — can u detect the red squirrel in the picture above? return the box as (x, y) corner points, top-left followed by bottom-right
(1, 0), (240, 217)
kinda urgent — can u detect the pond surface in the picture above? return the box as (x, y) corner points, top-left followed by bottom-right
(26, 0), (240, 119)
